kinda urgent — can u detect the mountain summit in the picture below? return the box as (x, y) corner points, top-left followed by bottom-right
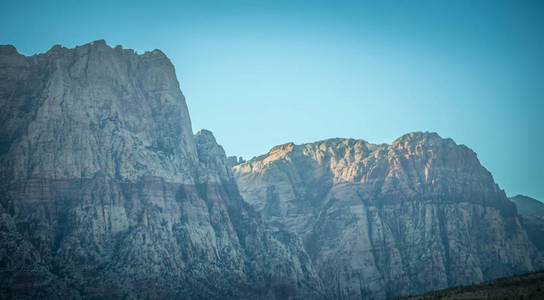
(0, 41), (322, 299)
(233, 133), (543, 299)
(1, 41), (542, 299)
(510, 194), (544, 217)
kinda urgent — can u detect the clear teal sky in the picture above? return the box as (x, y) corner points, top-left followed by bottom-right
(1, 0), (543, 200)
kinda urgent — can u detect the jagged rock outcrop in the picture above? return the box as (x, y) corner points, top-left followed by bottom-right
(226, 156), (245, 169)
(2, 39), (541, 300)
(233, 133), (543, 299)
(0, 41), (322, 299)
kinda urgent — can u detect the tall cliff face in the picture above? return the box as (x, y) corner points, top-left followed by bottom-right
(2, 40), (541, 300)
(0, 41), (322, 299)
(233, 133), (543, 299)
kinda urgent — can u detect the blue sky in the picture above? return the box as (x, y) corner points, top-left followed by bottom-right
(1, 0), (543, 200)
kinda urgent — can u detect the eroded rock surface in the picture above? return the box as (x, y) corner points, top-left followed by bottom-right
(233, 133), (543, 299)
(2, 39), (541, 300)
(0, 41), (322, 299)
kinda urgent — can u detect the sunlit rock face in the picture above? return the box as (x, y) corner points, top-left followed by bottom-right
(233, 133), (543, 299)
(0, 41), (323, 299)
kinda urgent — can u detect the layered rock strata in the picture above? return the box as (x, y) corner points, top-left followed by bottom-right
(233, 133), (543, 299)
(0, 41), (322, 299)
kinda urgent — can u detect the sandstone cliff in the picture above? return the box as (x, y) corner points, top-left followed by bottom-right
(0, 41), (322, 299)
(233, 133), (543, 299)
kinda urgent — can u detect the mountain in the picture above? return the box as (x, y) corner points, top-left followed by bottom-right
(0, 41), (323, 299)
(2, 40), (542, 300)
(393, 270), (544, 299)
(509, 195), (544, 256)
(233, 133), (543, 299)
(510, 195), (544, 217)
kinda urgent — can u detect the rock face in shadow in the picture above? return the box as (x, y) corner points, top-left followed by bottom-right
(509, 195), (544, 253)
(233, 134), (543, 299)
(510, 194), (544, 217)
(0, 41), (322, 299)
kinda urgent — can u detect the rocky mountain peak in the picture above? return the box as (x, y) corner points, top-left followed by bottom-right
(45, 44), (64, 54)
(2, 40), (542, 299)
(195, 128), (217, 140)
(510, 194), (544, 217)
(0, 41), (323, 299)
(391, 131), (455, 148)
(89, 39), (107, 46)
(233, 133), (540, 298)
(194, 129), (232, 180)
(0, 40), (196, 182)
(0, 45), (19, 56)
(268, 141), (295, 154)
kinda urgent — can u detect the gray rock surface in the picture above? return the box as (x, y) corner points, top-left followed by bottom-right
(509, 195), (544, 253)
(2, 39), (542, 300)
(0, 41), (322, 299)
(509, 194), (544, 217)
(233, 133), (543, 299)
(519, 215), (544, 253)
